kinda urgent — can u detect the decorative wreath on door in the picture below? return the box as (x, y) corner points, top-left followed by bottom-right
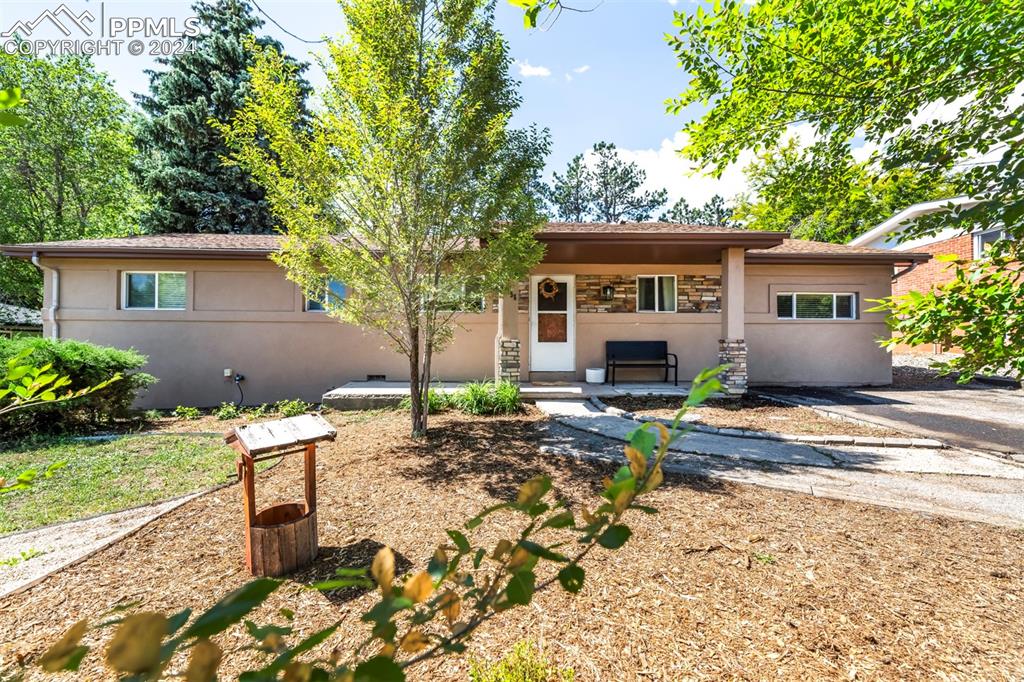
(539, 278), (560, 300)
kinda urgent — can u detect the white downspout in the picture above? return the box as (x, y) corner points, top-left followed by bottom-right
(31, 251), (59, 340)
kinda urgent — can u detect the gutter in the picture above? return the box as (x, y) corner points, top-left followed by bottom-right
(31, 251), (59, 340)
(892, 260), (921, 281)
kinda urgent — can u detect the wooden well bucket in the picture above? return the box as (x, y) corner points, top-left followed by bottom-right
(225, 414), (337, 577)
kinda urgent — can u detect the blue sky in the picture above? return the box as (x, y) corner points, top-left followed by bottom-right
(1, 0), (749, 207)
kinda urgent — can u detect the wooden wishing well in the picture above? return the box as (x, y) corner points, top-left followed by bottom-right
(224, 414), (337, 576)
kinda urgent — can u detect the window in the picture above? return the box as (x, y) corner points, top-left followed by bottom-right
(974, 228), (1008, 258)
(438, 281), (486, 313)
(123, 272), (186, 310)
(636, 275), (677, 313)
(777, 292), (857, 320)
(305, 280), (347, 312)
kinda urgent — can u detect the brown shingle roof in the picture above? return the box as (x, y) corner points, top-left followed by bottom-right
(540, 222), (765, 235)
(750, 238), (931, 263)
(1, 228), (929, 263)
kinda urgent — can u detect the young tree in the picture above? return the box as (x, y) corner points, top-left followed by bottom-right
(588, 141), (667, 222)
(221, 0), (549, 436)
(667, 0), (1024, 379)
(546, 153), (592, 221)
(135, 0), (310, 235)
(0, 55), (143, 307)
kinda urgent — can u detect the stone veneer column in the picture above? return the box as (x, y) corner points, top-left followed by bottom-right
(719, 247), (748, 395)
(495, 290), (521, 384)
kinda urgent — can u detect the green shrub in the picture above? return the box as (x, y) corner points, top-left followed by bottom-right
(173, 405), (201, 420)
(398, 387), (454, 414)
(274, 398), (312, 418)
(454, 380), (522, 416)
(469, 641), (575, 682)
(143, 409), (164, 421)
(215, 402), (242, 420)
(0, 337), (155, 435)
(247, 403), (273, 419)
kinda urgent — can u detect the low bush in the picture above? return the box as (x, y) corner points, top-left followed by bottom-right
(454, 380), (522, 415)
(173, 405), (201, 420)
(274, 398), (312, 417)
(247, 403), (273, 419)
(398, 387), (454, 414)
(215, 402), (242, 420)
(469, 641), (575, 682)
(0, 337), (155, 436)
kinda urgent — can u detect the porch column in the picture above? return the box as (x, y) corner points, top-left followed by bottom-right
(495, 289), (521, 384)
(719, 247), (748, 395)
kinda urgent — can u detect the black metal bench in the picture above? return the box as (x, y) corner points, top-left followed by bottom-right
(605, 341), (678, 386)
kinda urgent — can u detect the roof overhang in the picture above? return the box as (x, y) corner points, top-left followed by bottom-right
(0, 246), (274, 260)
(536, 230), (787, 264)
(747, 251), (932, 265)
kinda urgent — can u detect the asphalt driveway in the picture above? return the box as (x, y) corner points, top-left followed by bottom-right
(763, 362), (1023, 455)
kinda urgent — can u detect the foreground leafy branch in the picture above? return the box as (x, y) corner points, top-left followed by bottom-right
(31, 368), (724, 681)
(0, 349), (121, 494)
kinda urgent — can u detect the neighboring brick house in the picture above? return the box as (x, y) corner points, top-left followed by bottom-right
(849, 196), (1007, 353)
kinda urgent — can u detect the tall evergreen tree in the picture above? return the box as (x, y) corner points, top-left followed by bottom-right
(546, 153), (593, 221)
(659, 194), (732, 225)
(135, 0), (309, 234)
(589, 141), (667, 223)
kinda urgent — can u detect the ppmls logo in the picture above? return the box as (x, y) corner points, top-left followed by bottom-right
(2, 3), (199, 57)
(1, 4), (95, 38)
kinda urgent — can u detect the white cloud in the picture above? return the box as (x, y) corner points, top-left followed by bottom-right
(572, 65), (591, 74)
(588, 132), (755, 211)
(515, 60), (551, 78)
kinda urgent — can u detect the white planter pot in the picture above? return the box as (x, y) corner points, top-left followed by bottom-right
(585, 367), (606, 384)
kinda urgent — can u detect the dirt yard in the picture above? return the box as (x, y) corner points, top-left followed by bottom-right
(603, 395), (902, 437)
(1, 409), (1021, 680)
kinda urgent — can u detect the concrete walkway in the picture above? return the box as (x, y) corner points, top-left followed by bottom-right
(536, 400), (1024, 528)
(0, 494), (199, 599)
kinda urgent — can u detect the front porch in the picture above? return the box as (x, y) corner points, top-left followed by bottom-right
(322, 380), (692, 411)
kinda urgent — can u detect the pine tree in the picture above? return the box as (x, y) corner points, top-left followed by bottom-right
(546, 154), (593, 221)
(135, 0), (309, 234)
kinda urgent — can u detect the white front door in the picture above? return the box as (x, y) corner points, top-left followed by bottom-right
(529, 275), (575, 372)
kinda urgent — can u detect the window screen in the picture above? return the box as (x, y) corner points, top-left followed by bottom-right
(777, 293), (856, 320)
(637, 276), (676, 312)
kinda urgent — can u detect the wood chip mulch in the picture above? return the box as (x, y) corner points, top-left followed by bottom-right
(1, 409), (1021, 681)
(603, 396), (903, 437)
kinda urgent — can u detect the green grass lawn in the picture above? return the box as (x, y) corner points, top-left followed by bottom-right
(0, 435), (242, 534)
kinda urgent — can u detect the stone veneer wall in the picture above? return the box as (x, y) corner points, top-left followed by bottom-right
(717, 338), (748, 395)
(496, 338), (521, 383)
(575, 274), (721, 313)
(495, 275), (721, 314)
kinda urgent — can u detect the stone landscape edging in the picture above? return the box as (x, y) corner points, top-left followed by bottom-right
(587, 395), (948, 450)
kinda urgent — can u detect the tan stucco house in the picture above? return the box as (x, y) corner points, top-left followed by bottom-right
(2, 224), (930, 408)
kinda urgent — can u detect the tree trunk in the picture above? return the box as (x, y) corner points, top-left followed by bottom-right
(408, 324), (427, 437)
(420, 332), (434, 435)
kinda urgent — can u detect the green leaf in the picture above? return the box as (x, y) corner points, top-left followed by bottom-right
(447, 529), (471, 553)
(166, 608), (192, 636)
(627, 426), (657, 457)
(557, 565), (585, 593)
(505, 570), (536, 605)
(596, 524), (632, 550)
(517, 540), (568, 563)
(183, 578), (281, 639)
(312, 577), (374, 591)
(540, 510), (574, 529)
(0, 111), (28, 126)
(360, 597), (413, 624)
(354, 656), (405, 681)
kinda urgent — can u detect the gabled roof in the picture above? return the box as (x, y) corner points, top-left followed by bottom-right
(848, 196), (978, 249)
(0, 225), (929, 264)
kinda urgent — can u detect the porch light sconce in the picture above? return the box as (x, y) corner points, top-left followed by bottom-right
(601, 284), (615, 301)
